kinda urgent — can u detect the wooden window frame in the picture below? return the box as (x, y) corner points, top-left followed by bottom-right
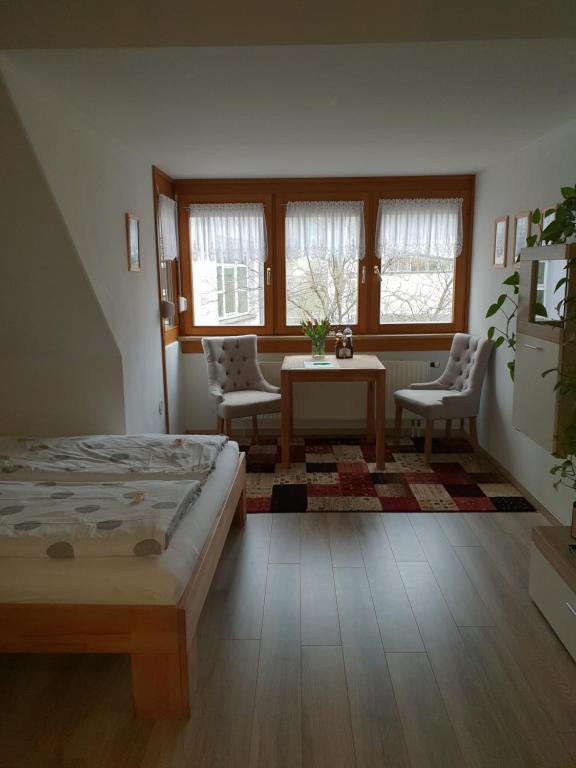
(153, 167), (181, 346)
(170, 175), (474, 348)
(275, 190), (371, 335)
(178, 192), (274, 336)
(370, 185), (473, 336)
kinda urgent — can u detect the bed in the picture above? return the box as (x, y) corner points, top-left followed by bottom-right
(0, 435), (246, 719)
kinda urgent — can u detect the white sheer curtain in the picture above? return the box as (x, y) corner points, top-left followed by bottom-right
(285, 201), (365, 262)
(376, 198), (463, 262)
(188, 203), (267, 264)
(158, 194), (178, 261)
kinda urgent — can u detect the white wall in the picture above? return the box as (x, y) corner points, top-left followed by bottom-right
(469, 119), (576, 524)
(0, 74), (126, 436)
(165, 341), (185, 435)
(182, 350), (448, 434)
(0, 56), (166, 435)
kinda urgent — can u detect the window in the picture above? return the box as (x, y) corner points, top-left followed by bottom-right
(188, 203), (267, 327)
(284, 201), (364, 326)
(376, 198), (462, 325)
(217, 263), (249, 319)
(157, 193), (179, 328)
(175, 177), (472, 344)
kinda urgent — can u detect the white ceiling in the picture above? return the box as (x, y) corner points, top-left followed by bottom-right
(2, 41), (576, 177)
(0, 0), (574, 47)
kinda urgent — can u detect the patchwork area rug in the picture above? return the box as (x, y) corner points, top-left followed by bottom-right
(239, 436), (535, 514)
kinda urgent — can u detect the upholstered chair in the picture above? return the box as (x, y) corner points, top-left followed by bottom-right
(393, 333), (494, 464)
(201, 335), (281, 438)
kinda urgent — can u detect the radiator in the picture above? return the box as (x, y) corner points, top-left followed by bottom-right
(382, 360), (433, 418)
(258, 358), (434, 427)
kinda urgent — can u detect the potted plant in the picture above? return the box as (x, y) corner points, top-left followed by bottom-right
(301, 318), (332, 359)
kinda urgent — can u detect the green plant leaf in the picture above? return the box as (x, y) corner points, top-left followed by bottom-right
(554, 277), (568, 293)
(526, 234), (538, 247)
(487, 326), (495, 340)
(532, 209), (541, 225)
(486, 303), (500, 318)
(507, 361), (515, 381)
(561, 186), (576, 198)
(502, 272), (519, 286)
(495, 336), (505, 348)
(533, 302), (548, 318)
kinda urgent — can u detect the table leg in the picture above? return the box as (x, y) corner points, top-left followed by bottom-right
(366, 381), (375, 442)
(281, 371), (292, 468)
(375, 371), (386, 470)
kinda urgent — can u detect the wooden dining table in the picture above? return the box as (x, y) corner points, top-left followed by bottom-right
(280, 354), (386, 469)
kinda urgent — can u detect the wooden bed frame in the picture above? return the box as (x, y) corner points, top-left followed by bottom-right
(0, 452), (246, 720)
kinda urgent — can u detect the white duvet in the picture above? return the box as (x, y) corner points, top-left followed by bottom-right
(0, 480), (201, 558)
(0, 434), (228, 482)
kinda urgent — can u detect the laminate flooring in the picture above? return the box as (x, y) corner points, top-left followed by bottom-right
(1, 511), (575, 768)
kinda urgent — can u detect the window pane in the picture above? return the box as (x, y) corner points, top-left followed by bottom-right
(379, 256), (455, 323)
(376, 198), (461, 324)
(285, 201), (363, 325)
(189, 203), (266, 326)
(238, 291), (248, 314)
(224, 267), (236, 315)
(159, 261), (173, 303)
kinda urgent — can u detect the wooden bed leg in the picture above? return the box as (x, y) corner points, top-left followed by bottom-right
(130, 640), (191, 720)
(234, 485), (247, 528)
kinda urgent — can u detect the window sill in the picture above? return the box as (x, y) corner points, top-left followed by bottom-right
(179, 333), (455, 353)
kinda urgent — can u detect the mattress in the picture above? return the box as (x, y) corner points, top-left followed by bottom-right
(0, 434), (228, 482)
(0, 480), (202, 558)
(0, 441), (239, 606)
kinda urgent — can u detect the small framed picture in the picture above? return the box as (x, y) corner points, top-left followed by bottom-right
(493, 216), (508, 268)
(513, 211), (531, 263)
(125, 213), (141, 272)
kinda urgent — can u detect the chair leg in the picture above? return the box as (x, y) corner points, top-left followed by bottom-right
(394, 403), (403, 447)
(252, 415), (259, 442)
(445, 419), (452, 439)
(216, 416), (224, 435)
(222, 418), (231, 437)
(469, 416), (479, 453)
(424, 420), (433, 465)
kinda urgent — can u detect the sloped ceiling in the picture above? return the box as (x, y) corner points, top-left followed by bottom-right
(0, 0), (574, 48)
(2, 40), (576, 177)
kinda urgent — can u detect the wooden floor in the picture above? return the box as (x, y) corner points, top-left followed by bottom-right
(1, 511), (576, 767)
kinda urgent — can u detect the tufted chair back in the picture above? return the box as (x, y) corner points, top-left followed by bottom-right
(436, 333), (493, 394)
(409, 333), (494, 418)
(201, 335), (277, 398)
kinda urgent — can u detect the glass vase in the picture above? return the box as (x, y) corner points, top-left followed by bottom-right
(311, 337), (326, 359)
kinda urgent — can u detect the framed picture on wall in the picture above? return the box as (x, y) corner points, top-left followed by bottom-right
(513, 211), (531, 263)
(493, 215), (508, 268)
(126, 213), (141, 272)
